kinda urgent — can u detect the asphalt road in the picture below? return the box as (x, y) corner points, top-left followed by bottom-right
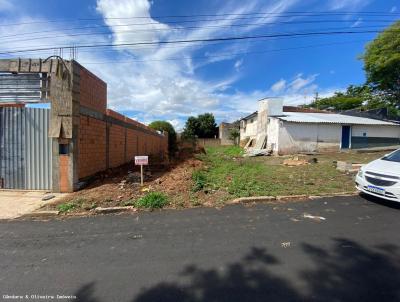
(1, 194), (399, 302)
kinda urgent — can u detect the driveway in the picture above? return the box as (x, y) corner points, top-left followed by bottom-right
(0, 194), (399, 301)
(0, 190), (66, 219)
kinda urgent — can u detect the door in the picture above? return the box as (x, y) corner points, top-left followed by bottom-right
(341, 125), (351, 149)
(0, 107), (52, 190)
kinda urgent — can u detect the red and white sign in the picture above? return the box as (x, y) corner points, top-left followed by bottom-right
(135, 156), (148, 166)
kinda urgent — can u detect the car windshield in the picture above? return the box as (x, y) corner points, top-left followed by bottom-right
(382, 149), (400, 162)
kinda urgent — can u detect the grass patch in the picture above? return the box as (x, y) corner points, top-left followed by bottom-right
(57, 202), (78, 213)
(192, 170), (207, 192)
(122, 199), (135, 206)
(195, 146), (386, 199)
(135, 192), (169, 209)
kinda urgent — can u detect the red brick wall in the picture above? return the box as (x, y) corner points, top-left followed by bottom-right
(78, 116), (107, 179)
(76, 67), (167, 181)
(108, 123), (126, 168)
(59, 155), (71, 192)
(77, 112), (168, 179)
(80, 68), (107, 113)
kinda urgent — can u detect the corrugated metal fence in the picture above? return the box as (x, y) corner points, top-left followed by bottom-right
(0, 107), (52, 190)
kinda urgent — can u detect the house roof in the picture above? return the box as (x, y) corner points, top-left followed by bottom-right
(240, 111), (257, 121)
(276, 112), (399, 126)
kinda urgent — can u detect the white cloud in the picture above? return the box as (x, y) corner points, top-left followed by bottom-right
(329, 0), (371, 10)
(351, 18), (363, 28)
(234, 59), (243, 71)
(288, 73), (318, 92)
(270, 79), (286, 92)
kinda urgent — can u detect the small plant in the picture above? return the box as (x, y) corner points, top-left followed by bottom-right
(57, 202), (77, 213)
(192, 170), (206, 192)
(135, 192), (168, 209)
(122, 199), (135, 206)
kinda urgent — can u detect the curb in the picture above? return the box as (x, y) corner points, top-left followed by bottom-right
(231, 191), (358, 204)
(94, 206), (137, 214)
(20, 210), (60, 219)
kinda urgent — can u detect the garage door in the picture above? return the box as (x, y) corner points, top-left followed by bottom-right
(0, 107), (52, 190)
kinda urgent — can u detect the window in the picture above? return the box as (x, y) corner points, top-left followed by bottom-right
(59, 144), (69, 155)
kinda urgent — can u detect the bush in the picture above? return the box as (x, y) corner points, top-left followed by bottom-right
(135, 192), (168, 209)
(192, 170), (206, 192)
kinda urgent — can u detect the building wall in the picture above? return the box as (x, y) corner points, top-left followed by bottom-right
(266, 118), (281, 153)
(351, 125), (400, 148)
(240, 117), (257, 141)
(219, 122), (236, 145)
(277, 122), (341, 155)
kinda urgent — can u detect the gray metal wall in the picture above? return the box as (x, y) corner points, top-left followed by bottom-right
(0, 107), (52, 190)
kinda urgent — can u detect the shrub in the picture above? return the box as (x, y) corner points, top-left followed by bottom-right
(135, 192), (168, 209)
(192, 170), (206, 192)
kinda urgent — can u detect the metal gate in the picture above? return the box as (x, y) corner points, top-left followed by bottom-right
(0, 107), (52, 190)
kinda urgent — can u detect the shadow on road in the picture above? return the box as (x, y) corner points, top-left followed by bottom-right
(359, 192), (400, 210)
(73, 239), (400, 302)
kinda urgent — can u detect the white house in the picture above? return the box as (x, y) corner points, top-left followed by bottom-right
(240, 98), (400, 155)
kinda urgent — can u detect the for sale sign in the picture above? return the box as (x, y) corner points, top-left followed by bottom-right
(135, 156), (148, 165)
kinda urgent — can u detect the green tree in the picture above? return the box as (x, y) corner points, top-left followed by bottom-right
(363, 20), (400, 102)
(182, 113), (218, 138)
(229, 128), (240, 145)
(148, 120), (177, 154)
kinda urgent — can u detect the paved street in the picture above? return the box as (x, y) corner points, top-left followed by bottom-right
(1, 194), (399, 302)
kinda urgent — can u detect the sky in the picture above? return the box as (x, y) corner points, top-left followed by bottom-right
(0, 0), (399, 130)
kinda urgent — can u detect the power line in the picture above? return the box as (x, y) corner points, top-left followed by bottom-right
(0, 29), (393, 55)
(0, 10), (398, 27)
(0, 13), (398, 40)
(79, 40), (370, 65)
(0, 19), (394, 44)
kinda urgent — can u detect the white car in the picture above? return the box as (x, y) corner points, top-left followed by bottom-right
(356, 149), (400, 202)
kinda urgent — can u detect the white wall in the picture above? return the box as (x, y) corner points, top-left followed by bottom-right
(278, 122), (341, 154)
(266, 118), (280, 153)
(240, 117), (258, 140)
(352, 125), (400, 138)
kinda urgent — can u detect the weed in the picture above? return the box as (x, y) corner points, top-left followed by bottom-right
(192, 170), (207, 192)
(57, 202), (77, 213)
(135, 192), (168, 209)
(122, 199), (135, 206)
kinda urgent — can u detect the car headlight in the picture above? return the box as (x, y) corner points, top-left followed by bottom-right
(357, 169), (364, 178)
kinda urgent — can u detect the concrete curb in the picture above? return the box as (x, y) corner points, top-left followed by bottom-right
(94, 206), (137, 214)
(20, 210), (60, 219)
(231, 191), (358, 204)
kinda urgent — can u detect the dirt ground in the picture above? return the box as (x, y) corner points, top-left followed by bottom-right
(46, 153), (206, 212)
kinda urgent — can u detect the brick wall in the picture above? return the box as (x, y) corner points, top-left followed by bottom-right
(77, 109), (168, 180)
(80, 68), (107, 113)
(108, 123), (126, 168)
(76, 66), (168, 182)
(78, 115), (107, 179)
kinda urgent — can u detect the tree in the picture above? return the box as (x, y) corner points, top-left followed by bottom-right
(148, 121), (177, 154)
(363, 20), (400, 102)
(229, 128), (240, 145)
(182, 113), (218, 138)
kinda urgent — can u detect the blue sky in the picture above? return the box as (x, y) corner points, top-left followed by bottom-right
(0, 0), (399, 129)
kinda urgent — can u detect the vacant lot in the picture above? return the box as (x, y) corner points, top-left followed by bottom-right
(194, 146), (386, 201)
(46, 146), (387, 214)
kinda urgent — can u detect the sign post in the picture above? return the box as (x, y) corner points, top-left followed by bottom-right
(134, 156), (149, 186)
